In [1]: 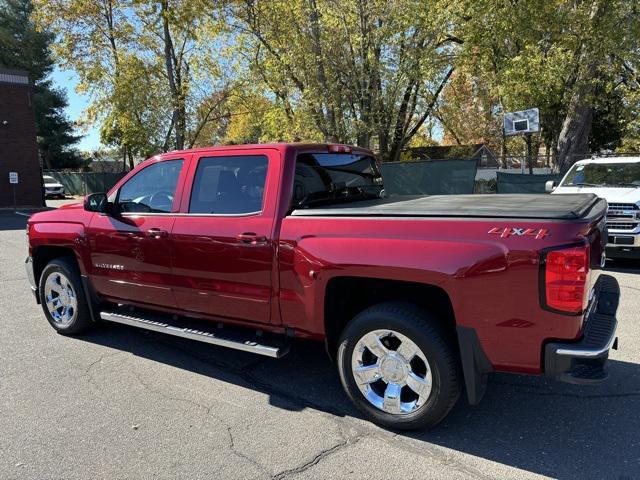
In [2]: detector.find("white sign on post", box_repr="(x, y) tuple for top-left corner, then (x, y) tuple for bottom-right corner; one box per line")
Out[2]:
(9, 172), (18, 184)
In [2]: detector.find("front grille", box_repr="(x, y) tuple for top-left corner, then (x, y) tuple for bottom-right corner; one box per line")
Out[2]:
(607, 222), (636, 231)
(608, 203), (639, 211)
(606, 203), (638, 231)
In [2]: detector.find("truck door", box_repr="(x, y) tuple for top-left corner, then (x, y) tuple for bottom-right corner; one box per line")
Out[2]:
(86, 158), (186, 308)
(171, 150), (277, 324)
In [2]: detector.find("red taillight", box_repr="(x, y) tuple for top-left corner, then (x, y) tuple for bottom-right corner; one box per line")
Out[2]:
(544, 245), (590, 314)
(327, 144), (352, 153)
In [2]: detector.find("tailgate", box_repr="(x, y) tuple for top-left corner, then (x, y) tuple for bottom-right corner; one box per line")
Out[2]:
(582, 205), (608, 305)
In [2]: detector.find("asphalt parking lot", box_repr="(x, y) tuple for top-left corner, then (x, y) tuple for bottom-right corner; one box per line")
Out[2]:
(1, 209), (639, 479)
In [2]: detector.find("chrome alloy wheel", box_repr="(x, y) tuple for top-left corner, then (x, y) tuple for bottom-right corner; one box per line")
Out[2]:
(351, 329), (432, 415)
(44, 271), (78, 327)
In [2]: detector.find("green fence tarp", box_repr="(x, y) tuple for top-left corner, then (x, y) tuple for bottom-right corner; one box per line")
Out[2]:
(44, 172), (126, 195)
(380, 159), (478, 196)
(496, 172), (562, 194)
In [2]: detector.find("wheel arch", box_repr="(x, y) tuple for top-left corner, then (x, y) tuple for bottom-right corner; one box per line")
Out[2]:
(34, 247), (99, 323)
(32, 245), (80, 287)
(324, 277), (456, 359)
(323, 276), (492, 405)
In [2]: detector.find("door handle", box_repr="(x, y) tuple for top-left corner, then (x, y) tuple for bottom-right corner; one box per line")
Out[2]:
(146, 228), (169, 238)
(236, 232), (267, 245)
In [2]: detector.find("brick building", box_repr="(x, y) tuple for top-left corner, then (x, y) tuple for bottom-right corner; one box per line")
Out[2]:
(0, 68), (43, 208)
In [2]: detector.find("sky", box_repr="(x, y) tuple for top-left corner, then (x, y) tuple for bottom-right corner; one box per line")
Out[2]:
(51, 67), (102, 152)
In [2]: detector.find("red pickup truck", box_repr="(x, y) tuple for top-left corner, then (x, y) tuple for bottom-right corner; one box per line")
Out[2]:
(26, 143), (620, 430)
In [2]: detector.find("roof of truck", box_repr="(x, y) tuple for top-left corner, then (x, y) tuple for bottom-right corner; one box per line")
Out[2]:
(575, 156), (640, 165)
(162, 143), (374, 156)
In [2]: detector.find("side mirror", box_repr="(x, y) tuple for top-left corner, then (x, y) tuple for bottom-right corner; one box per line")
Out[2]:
(545, 180), (557, 192)
(84, 193), (111, 213)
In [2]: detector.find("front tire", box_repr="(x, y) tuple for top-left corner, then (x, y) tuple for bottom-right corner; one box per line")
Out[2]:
(337, 302), (461, 430)
(39, 258), (93, 335)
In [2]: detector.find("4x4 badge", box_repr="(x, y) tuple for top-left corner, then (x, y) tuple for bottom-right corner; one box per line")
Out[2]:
(488, 227), (549, 239)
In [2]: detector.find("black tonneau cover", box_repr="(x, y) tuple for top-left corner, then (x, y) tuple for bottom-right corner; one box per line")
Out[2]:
(290, 194), (605, 221)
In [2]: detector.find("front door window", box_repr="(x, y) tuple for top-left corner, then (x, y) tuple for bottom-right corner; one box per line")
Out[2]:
(118, 160), (184, 213)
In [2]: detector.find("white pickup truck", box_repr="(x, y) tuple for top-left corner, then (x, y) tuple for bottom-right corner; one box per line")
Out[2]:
(548, 157), (640, 259)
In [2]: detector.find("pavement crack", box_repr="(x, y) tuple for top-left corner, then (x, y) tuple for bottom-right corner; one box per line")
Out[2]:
(131, 369), (213, 415)
(82, 351), (125, 397)
(271, 436), (358, 480)
(620, 284), (640, 292)
(84, 351), (124, 375)
(226, 425), (271, 476)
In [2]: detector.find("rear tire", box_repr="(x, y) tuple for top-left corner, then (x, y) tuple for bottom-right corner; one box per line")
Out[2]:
(337, 302), (461, 430)
(39, 258), (93, 335)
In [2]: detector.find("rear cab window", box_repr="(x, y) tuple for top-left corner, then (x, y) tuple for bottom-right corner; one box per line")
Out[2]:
(293, 152), (383, 209)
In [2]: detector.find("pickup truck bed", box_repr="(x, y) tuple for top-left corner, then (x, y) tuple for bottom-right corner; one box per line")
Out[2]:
(291, 193), (605, 220)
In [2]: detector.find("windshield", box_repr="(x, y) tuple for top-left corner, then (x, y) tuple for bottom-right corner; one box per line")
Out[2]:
(293, 153), (383, 208)
(562, 162), (640, 187)
(43, 176), (57, 183)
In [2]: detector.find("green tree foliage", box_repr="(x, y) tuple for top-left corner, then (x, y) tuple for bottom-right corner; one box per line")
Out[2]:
(226, 0), (460, 161)
(34, 0), (228, 168)
(0, 0), (83, 169)
(32, 0), (640, 169)
(456, 0), (640, 171)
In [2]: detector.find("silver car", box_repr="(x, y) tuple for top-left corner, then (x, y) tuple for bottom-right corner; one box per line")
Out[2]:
(43, 175), (65, 198)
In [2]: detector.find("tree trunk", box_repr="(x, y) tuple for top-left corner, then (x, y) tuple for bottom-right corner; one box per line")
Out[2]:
(386, 67), (453, 163)
(555, 103), (593, 173)
(42, 151), (52, 170)
(307, 0), (338, 141)
(122, 145), (127, 173)
(526, 134), (533, 174)
(555, 1), (604, 173)
(500, 131), (508, 169)
(161, 0), (185, 150)
(127, 149), (135, 171)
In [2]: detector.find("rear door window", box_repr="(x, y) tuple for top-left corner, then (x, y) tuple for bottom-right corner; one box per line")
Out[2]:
(189, 155), (268, 214)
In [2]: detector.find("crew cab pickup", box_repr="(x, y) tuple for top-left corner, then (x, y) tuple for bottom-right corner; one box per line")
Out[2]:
(26, 143), (620, 430)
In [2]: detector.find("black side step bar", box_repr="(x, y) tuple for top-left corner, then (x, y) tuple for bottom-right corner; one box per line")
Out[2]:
(100, 311), (289, 358)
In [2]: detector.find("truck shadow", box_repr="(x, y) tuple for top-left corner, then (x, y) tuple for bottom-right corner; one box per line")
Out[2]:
(0, 212), (28, 231)
(425, 362), (640, 479)
(77, 323), (640, 479)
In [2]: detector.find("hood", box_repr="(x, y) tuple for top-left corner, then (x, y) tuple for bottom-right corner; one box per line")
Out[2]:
(58, 201), (84, 210)
(44, 182), (64, 188)
(28, 201), (90, 225)
(553, 186), (640, 205)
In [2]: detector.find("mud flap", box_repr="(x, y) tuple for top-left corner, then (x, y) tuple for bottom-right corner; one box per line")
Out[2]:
(456, 326), (493, 405)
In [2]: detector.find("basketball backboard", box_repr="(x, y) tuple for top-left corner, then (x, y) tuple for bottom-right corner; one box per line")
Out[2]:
(504, 108), (540, 136)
